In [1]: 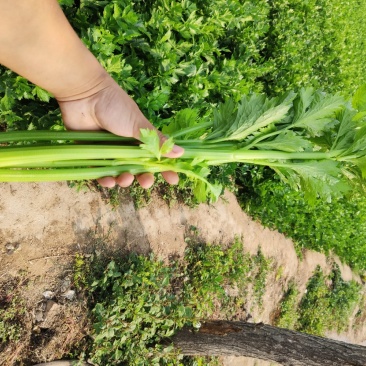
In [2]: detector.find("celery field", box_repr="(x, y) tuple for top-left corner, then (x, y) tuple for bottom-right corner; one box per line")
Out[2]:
(1, 0), (366, 272)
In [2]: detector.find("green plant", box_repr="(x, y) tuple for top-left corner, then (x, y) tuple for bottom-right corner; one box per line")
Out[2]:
(89, 256), (194, 365)
(0, 277), (27, 348)
(1, 87), (366, 206)
(239, 166), (366, 270)
(260, 0), (366, 96)
(251, 249), (271, 307)
(275, 283), (300, 329)
(128, 174), (198, 209)
(274, 265), (363, 336)
(183, 239), (251, 316)
(297, 265), (362, 336)
(327, 264), (362, 333)
(73, 253), (90, 291)
(81, 239), (256, 364)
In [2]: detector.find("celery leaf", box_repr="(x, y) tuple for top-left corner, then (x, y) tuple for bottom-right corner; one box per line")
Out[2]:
(292, 91), (345, 136)
(352, 84), (366, 112)
(139, 129), (161, 159)
(255, 131), (312, 152)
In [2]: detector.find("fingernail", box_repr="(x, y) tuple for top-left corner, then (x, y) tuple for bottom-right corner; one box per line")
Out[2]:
(172, 145), (184, 154)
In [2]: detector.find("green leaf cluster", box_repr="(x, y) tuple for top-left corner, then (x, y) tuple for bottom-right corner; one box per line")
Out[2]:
(3, 0), (366, 133)
(85, 239), (270, 364)
(1, 86), (366, 206)
(297, 265), (362, 336)
(0, 277), (26, 348)
(261, 0), (366, 95)
(238, 165), (366, 271)
(275, 265), (362, 336)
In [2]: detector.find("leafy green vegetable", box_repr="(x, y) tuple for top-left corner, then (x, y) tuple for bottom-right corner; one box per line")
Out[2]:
(0, 87), (366, 203)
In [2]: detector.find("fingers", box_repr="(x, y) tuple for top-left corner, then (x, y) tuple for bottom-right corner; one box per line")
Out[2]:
(163, 142), (185, 158)
(135, 171), (179, 188)
(97, 171), (179, 189)
(136, 173), (154, 189)
(161, 171), (179, 185)
(116, 172), (135, 188)
(97, 176), (116, 188)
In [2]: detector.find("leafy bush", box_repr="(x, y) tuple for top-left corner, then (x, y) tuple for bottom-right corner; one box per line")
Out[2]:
(275, 265), (362, 336)
(275, 282), (300, 330)
(296, 265), (362, 336)
(238, 166), (366, 271)
(182, 239), (252, 315)
(260, 0), (366, 95)
(251, 249), (271, 307)
(89, 256), (192, 365)
(82, 239), (269, 364)
(2, 0), (366, 133)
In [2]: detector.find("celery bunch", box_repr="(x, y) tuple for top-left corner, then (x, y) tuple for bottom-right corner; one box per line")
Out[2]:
(1, 86), (366, 203)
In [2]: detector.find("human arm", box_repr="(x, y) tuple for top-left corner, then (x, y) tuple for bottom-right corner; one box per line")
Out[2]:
(0, 0), (183, 188)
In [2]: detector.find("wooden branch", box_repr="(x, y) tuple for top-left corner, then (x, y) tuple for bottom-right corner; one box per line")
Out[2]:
(172, 320), (366, 366)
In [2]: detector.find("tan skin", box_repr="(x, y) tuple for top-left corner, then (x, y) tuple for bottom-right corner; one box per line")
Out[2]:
(0, 0), (184, 188)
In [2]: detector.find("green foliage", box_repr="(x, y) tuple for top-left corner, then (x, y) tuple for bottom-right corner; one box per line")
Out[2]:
(239, 166), (366, 270)
(275, 283), (300, 330)
(56, 0), (270, 130)
(275, 265), (362, 336)
(297, 265), (362, 336)
(323, 1), (366, 95)
(251, 249), (271, 307)
(0, 277), (26, 348)
(261, 0), (366, 95)
(89, 256), (190, 365)
(2, 0), (366, 133)
(182, 239), (252, 315)
(83, 239), (271, 364)
(73, 253), (90, 290)
(327, 265), (363, 333)
(128, 174), (198, 209)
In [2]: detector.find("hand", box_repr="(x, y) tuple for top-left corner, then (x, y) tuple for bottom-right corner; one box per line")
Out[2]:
(58, 74), (184, 188)
(0, 0), (183, 189)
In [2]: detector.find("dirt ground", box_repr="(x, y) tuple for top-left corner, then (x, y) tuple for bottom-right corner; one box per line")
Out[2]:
(0, 182), (365, 365)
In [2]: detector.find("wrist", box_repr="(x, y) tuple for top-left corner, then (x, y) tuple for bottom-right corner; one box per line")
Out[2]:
(54, 69), (113, 102)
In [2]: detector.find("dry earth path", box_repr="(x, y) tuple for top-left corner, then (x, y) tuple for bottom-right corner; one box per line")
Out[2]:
(0, 182), (364, 365)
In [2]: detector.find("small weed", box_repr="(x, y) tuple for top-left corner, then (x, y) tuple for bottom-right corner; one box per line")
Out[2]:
(68, 180), (124, 209)
(73, 253), (90, 291)
(327, 264), (362, 333)
(275, 283), (300, 330)
(275, 264), (363, 337)
(353, 295), (366, 331)
(129, 176), (200, 209)
(183, 239), (252, 316)
(275, 265), (284, 281)
(67, 179), (93, 192)
(102, 186), (122, 209)
(128, 180), (154, 208)
(0, 295), (26, 344)
(87, 256), (196, 365)
(0, 276), (27, 351)
(297, 265), (362, 336)
(251, 249), (271, 307)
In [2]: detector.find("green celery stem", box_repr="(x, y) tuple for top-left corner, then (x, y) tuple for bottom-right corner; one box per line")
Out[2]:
(0, 144), (340, 168)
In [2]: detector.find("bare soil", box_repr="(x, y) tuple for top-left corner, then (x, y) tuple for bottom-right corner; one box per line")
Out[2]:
(0, 182), (365, 366)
